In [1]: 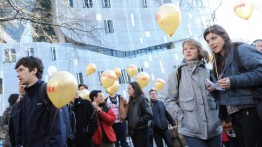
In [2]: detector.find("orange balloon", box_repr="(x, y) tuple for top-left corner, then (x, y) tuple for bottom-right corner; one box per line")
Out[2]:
(113, 67), (122, 79)
(136, 72), (150, 89)
(127, 64), (138, 77)
(100, 69), (117, 88)
(156, 3), (181, 37)
(85, 63), (97, 76)
(79, 89), (90, 100)
(154, 78), (165, 91)
(47, 71), (78, 108)
(106, 81), (120, 95)
(234, 0), (254, 20)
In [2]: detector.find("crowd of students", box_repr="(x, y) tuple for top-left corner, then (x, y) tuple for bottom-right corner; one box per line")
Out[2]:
(1, 24), (262, 147)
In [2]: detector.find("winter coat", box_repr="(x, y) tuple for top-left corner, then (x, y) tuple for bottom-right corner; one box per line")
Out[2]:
(9, 102), (21, 147)
(218, 44), (262, 105)
(127, 95), (153, 134)
(165, 60), (222, 140)
(151, 100), (175, 130)
(92, 105), (116, 145)
(16, 80), (67, 147)
(1, 106), (12, 147)
(73, 98), (98, 143)
(105, 95), (128, 123)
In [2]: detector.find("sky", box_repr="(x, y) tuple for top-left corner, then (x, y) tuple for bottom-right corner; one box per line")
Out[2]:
(212, 0), (262, 43)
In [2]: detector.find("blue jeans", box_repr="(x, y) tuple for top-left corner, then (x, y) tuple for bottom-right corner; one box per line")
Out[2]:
(113, 122), (128, 147)
(183, 134), (221, 147)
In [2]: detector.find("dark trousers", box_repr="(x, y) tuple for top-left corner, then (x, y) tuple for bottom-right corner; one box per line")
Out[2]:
(130, 127), (149, 147)
(231, 108), (262, 147)
(113, 122), (128, 147)
(153, 128), (174, 147)
(183, 134), (221, 147)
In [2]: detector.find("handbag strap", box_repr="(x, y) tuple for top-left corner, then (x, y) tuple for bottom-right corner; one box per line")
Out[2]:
(84, 110), (96, 130)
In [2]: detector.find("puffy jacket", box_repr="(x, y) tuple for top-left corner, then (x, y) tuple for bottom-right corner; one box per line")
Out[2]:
(127, 95), (153, 133)
(219, 44), (262, 105)
(165, 60), (222, 140)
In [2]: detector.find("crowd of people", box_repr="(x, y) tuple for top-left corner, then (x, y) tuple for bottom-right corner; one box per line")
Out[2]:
(1, 24), (262, 147)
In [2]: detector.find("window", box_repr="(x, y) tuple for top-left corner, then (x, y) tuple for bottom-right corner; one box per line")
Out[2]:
(143, 0), (147, 8)
(138, 67), (144, 72)
(104, 20), (114, 33)
(69, 0), (73, 7)
(4, 49), (16, 63)
(118, 69), (131, 84)
(98, 71), (104, 85)
(0, 78), (2, 94)
(27, 48), (34, 56)
(102, 0), (110, 8)
(84, 0), (93, 8)
(51, 47), (57, 60)
(76, 73), (84, 84)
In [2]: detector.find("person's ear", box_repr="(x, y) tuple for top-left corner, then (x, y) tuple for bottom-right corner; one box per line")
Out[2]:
(32, 67), (37, 75)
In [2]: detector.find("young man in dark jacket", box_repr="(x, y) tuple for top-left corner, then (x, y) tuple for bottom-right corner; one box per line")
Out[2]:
(15, 56), (68, 147)
(149, 89), (175, 147)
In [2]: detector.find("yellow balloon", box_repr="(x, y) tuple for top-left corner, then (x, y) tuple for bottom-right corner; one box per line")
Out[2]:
(156, 3), (181, 37)
(85, 63), (97, 76)
(136, 72), (150, 89)
(113, 67), (122, 79)
(127, 64), (138, 77)
(106, 81), (120, 95)
(100, 69), (117, 88)
(154, 78), (165, 91)
(79, 89), (90, 100)
(234, 0), (254, 20)
(47, 71), (78, 108)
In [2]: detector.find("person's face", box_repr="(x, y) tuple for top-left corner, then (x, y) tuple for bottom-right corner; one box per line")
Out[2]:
(149, 91), (158, 101)
(127, 84), (135, 97)
(95, 92), (104, 104)
(79, 86), (86, 91)
(16, 65), (37, 86)
(205, 33), (225, 55)
(254, 41), (262, 52)
(183, 42), (199, 61)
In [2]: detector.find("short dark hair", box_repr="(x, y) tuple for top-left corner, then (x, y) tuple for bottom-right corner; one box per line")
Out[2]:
(8, 94), (19, 106)
(149, 89), (157, 94)
(89, 90), (102, 101)
(78, 84), (88, 90)
(15, 56), (44, 79)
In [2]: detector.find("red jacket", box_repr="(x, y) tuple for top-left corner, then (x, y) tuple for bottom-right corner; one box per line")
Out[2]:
(92, 107), (116, 146)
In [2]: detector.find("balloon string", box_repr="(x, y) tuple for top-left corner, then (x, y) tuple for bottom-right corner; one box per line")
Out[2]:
(46, 108), (58, 141)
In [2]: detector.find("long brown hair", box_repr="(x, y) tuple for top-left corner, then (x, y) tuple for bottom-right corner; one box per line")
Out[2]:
(203, 25), (233, 78)
(127, 82), (145, 111)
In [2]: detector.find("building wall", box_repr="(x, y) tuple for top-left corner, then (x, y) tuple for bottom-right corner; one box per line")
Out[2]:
(0, 42), (183, 114)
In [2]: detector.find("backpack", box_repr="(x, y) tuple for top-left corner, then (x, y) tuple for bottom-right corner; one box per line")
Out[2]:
(233, 44), (262, 120)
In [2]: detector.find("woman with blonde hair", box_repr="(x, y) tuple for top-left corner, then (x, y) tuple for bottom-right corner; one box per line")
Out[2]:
(165, 38), (222, 147)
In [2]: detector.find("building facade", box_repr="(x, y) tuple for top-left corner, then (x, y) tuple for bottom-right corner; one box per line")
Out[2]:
(0, 0), (215, 114)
